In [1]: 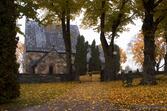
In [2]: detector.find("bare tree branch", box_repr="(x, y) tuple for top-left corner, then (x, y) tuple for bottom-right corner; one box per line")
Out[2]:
(154, 0), (163, 8)
(154, 12), (167, 28)
(121, 12), (136, 23)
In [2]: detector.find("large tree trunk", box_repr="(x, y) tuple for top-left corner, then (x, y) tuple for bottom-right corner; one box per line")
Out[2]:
(0, 0), (20, 103)
(100, 0), (116, 81)
(108, 0), (127, 79)
(104, 51), (117, 81)
(61, 10), (69, 80)
(155, 63), (159, 72)
(141, 0), (157, 85)
(61, 1), (73, 81)
(100, 0), (126, 81)
(66, 0), (74, 81)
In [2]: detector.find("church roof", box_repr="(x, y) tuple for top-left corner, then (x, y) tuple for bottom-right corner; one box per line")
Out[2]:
(25, 21), (80, 53)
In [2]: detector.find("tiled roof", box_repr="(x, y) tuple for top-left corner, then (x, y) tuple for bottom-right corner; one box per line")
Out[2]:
(25, 21), (80, 53)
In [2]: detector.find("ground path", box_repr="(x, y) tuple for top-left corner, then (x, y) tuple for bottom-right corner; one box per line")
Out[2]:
(3, 75), (165, 111)
(17, 81), (167, 111)
(18, 82), (128, 111)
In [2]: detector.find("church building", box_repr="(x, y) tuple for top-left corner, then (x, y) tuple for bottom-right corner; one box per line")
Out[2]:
(24, 21), (80, 74)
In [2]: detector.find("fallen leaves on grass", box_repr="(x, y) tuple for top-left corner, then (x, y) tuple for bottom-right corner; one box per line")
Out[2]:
(63, 75), (167, 108)
(1, 74), (167, 110)
(0, 83), (76, 110)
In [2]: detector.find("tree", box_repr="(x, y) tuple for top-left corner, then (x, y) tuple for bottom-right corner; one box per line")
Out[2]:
(100, 0), (132, 81)
(0, 0), (41, 103)
(113, 44), (121, 76)
(38, 0), (84, 81)
(16, 0), (39, 21)
(120, 48), (127, 65)
(155, 36), (166, 71)
(132, 32), (166, 71)
(74, 35), (88, 79)
(163, 24), (167, 73)
(88, 40), (101, 72)
(0, 0), (20, 103)
(158, 18), (167, 73)
(134, 0), (167, 85)
(83, 0), (133, 81)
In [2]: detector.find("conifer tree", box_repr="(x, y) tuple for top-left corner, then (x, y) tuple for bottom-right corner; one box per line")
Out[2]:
(0, 0), (19, 103)
(74, 36), (88, 78)
(0, 0), (39, 103)
(88, 40), (101, 72)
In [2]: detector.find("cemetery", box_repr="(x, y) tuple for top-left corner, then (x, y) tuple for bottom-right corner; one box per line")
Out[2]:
(1, 0), (167, 111)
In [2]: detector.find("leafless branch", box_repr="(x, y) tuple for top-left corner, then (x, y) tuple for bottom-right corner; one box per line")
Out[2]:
(154, 0), (163, 8)
(154, 11), (167, 27)
(121, 12), (136, 23)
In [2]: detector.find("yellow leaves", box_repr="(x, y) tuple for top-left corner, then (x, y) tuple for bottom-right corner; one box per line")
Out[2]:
(106, 80), (167, 106)
(120, 48), (127, 64)
(1, 75), (167, 110)
(11, 83), (77, 108)
(131, 32), (166, 66)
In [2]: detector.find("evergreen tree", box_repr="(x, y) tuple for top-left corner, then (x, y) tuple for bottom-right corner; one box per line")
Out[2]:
(0, 0), (39, 103)
(88, 40), (101, 72)
(0, 0), (19, 103)
(74, 36), (88, 78)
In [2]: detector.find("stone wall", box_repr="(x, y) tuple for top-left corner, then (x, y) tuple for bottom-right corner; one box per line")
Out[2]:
(24, 51), (68, 74)
(19, 73), (68, 83)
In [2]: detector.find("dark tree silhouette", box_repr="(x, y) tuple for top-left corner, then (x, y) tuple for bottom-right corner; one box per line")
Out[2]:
(74, 35), (88, 79)
(88, 40), (101, 72)
(0, 0), (20, 103)
(100, 0), (128, 81)
(140, 0), (167, 85)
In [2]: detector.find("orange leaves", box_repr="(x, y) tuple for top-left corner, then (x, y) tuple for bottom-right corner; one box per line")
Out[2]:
(131, 32), (166, 67)
(155, 37), (166, 63)
(107, 79), (167, 106)
(1, 75), (167, 110)
(120, 48), (127, 64)
(131, 33), (144, 66)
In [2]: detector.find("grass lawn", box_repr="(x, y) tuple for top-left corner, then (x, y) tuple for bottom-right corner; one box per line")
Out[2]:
(0, 74), (167, 110)
(0, 83), (77, 110)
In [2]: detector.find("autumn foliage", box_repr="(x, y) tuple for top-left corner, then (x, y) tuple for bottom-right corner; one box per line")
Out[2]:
(1, 75), (167, 110)
(131, 33), (166, 70)
(120, 48), (127, 64)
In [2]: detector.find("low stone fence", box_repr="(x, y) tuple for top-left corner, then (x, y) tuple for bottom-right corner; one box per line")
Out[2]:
(19, 73), (68, 83)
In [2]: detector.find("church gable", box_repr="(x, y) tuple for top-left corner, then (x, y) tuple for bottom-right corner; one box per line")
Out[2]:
(25, 21), (80, 53)
(24, 21), (80, 74)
